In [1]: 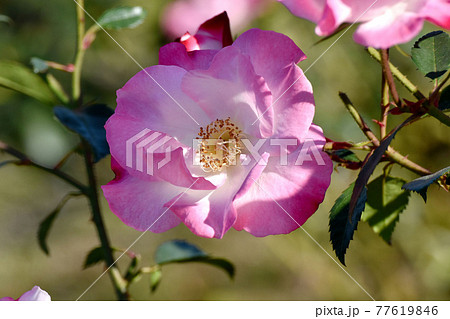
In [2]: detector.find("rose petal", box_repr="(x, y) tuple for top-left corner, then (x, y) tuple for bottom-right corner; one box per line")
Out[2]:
(115, 65), (210, 143)
(422, 0), (450, 29)
(182, 45), (274, 139)
(233, 29), (315, 144)
(233, 124), (332, 236)
(166, 153), (269, 238)
(194, 12), (233, 50)
(17, 286), (51, 301)
(278, 0), (327, 23)
(102, 158), (182, 232)
(159, 42), (219, 71)
(353, 12), (424, 48)
(106, 115), (216, 190)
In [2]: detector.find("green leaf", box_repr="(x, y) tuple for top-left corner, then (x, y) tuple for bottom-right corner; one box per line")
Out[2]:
(439, 86), (450, 111)
(149, 268), (162, 293)
(402, 166), (450, 202)
(84, 247), (106, 269)
(155, 240), (207, 264)
(333, 149), (360, 162)
(38, 192), (81, 255)
(30, 57), (49, 73)
(53, 104), (113, 162)
(97, 6), (147, 30)
(155, 240), (235, 279)
(330, 149), (362, 170)
(329, 183), (367, 266)
(0, 60), (57, 105)
(190, 257), (235, 279)
(362, 176), (410, 244)
(411, 31), (450, 79)
(348, 114), (416, 221)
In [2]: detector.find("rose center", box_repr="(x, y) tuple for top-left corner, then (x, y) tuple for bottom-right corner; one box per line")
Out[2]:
(197, 117), (242, 172)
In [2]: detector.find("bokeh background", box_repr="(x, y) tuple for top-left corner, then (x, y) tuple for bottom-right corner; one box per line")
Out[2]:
(0, 0), (449, 300)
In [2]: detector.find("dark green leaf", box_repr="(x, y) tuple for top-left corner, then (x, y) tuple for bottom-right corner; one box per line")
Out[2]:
(402, 166), (450, 202)
(0, 60), (57, 104)
(155, 240), (207, 264)
(84, 247), (106, 269)
(349, 118), (412, 219)
(37, 211), (59, 255)
(362, 176), (410, 244)
(38, 192), (81, 255)
(30, 57), (48, 73)
(189, 257), (235, 279)
(149, 268), (162, 293)
(411, 31), (450, 79)
(333, 149), (360, 162)
(439, 86), (450, 111)
(329, 183), (368, 265)
(54, 104), (113, 162)
(155, 240), (235, 279)
(97, 6), (147, 30)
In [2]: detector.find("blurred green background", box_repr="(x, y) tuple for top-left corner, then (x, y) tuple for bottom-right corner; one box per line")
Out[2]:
(0, 0), (449, 300)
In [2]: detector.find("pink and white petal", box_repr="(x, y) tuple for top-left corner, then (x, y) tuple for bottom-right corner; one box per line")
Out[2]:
(353, 12), (424, 48)
(167, 154), (270, 238)
(316, 0), (405, 36)
(233, 29), (315, 144)
(422, 0), (450, 29)
(195, 12), (233, 50)
(106, 115), (216, 190)
(159, 43), (219, 71)
(18, 287), (51, 301)
(115, 65), (210, 142)
(233, 29), (307, 89)
(278, 0), (327, 23)
(267, 64), (315, 144)
(233, 124), (332, 237)
(182, 46), (274, 139)
(102, 160), (182, 232)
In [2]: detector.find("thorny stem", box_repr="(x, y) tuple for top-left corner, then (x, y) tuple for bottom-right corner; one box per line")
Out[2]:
(71, 1), (129, 300)
(82, 141), (129, 300)
(385, 147), (431, 176)
(380, 72), (390, 139)
(367, 47), (426, 100)
(380, 49), (401, 106)
(339, 92), (380, 146)
(0, 141), (87, 192)
(338, 93), (432, 177)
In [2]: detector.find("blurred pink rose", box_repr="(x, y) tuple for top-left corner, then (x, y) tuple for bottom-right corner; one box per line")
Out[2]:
(0, 286), (51, 301)
(103, 13), (332, 238)
(162, 0), (270, 38)
(279, 0), (450, 48)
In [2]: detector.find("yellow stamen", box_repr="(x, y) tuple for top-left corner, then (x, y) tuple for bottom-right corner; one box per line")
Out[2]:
(197, 117), (242, 172)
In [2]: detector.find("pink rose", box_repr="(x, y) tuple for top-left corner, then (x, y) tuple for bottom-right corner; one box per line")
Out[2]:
(161, 0), (270, 38)
(103, 13), (332, 238)
(279, 0), (450, 48)
(0, 286), (51, 301)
